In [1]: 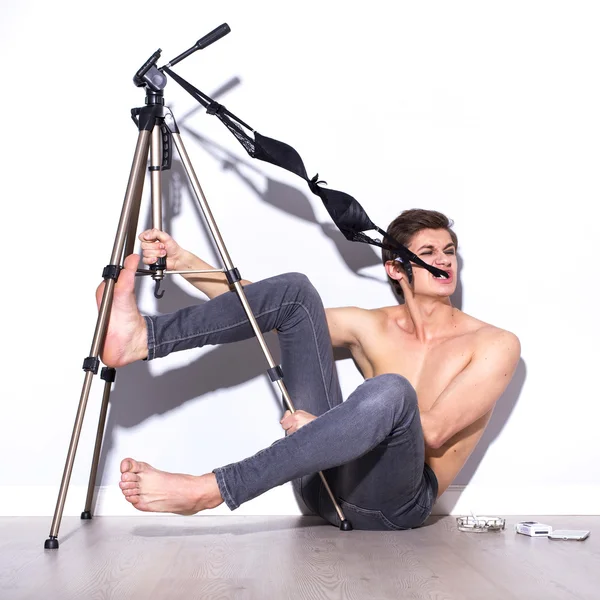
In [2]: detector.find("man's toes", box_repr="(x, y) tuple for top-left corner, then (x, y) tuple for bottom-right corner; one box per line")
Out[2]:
(121, 471), (140, 483)
(123, 253), (140, 272)
(126, 494), (141, 505)
(120, 458), (142, 474)
(122, 488), (140, 497)
(117, 254), (140, 290)
(119, 481), (138, 490)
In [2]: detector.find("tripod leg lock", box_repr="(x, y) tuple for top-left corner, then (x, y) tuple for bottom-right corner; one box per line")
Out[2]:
(267, 365), (284, 382)
(102, 264), (123, 280)
(101, 367), (116, 383)
(225, 267), (242, 284)
(82, 357), (100, 374)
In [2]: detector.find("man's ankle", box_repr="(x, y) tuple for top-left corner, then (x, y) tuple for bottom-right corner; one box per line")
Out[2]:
(198, 473), (223, 510)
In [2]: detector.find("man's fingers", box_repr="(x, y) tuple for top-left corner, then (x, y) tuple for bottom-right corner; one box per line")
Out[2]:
(138, 228), (172, 243)
(280, 412), (291, 431)
(142, 255), (165, 265)
(141, 246), (166, 257)
(140, 244), (167, 265)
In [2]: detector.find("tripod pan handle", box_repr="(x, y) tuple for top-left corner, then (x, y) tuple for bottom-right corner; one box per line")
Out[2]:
(196, 23), (231, 50)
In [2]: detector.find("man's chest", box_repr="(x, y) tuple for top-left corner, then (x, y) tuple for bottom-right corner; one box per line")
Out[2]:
(353, 330), (474, 410)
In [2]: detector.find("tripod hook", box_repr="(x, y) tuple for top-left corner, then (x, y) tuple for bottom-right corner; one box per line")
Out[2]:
(153, 279), (165, 299)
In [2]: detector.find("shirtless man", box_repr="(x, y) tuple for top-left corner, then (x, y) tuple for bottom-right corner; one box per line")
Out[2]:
(100, 209), (520, 530)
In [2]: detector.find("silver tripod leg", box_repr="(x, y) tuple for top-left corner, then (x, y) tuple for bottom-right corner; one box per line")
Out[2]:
(170, 132), (352, 530)
(81, 123), (168, 521)
(79, 125), (168, 525)
(44, 130), (152, 549)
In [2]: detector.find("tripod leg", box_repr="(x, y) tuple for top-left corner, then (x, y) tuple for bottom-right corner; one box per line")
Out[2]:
(81, 368), (116, 520)
(170, 133), (352, 531)
(44, 130), (152, 549)
(110, 130), (153, 264)
(124, 174), (145, 259)
(148, 125), (167, 292)
(150, 124), (164, 232)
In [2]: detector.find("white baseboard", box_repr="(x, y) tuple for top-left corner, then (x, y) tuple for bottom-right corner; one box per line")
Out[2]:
(433, 484), (600, 516)
(0, 485), (302, 517)
(1, 484), (598, 517)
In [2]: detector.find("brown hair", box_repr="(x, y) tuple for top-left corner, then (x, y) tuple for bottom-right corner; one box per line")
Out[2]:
(382, 209), (458, 297)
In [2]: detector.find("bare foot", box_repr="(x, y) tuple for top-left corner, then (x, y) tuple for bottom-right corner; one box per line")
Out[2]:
(118, 458), (224, 515)
(96, 254), (148, 367)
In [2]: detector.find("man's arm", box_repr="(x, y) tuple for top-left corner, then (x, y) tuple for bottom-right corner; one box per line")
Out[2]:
(141, 230), (371, 346)
(421, 329), (521, 449)
(139, 229), (252, 299)
(325, 307), (371, 348)
(174, 251), (253, 299)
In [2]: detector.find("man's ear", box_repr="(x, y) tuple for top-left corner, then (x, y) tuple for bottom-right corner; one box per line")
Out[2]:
(384, 260), (404, 284)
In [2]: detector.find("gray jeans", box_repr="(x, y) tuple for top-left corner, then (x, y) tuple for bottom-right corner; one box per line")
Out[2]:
(145, 273), (438, 530)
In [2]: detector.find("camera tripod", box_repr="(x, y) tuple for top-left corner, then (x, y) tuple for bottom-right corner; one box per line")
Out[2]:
(44, 25), (351, 550)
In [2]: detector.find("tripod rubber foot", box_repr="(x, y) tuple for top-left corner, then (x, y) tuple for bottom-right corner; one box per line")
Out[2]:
(80, 511), (93, 520)
(339, 519), (353, 531)
(44, 537), (59, 550)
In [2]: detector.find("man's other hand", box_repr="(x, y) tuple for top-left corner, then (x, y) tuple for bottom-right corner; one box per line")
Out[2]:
(280, 410), (317, 435)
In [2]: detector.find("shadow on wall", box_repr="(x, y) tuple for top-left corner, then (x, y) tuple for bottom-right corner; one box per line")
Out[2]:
(173, 76), (385, 280)
(440, 357), (527, 512)
(95, 328), (284, 462)
(87, 78), (497, 510)
(93, 139), (384, 489)
(179, 127), (383, 281)
(93, 261), (289, 482)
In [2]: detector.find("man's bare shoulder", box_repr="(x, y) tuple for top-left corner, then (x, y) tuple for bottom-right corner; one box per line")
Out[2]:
(458, 310), (519, 339)
(457, 311), (521, 360)
(325, 306), (386, 347)
(327, 305), (392, 322)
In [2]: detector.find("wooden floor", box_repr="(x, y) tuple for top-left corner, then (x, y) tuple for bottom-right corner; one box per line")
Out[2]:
(1, 515), (598, 599)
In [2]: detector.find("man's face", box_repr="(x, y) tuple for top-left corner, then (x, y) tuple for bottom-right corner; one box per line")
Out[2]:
(405, 228), (458, 298)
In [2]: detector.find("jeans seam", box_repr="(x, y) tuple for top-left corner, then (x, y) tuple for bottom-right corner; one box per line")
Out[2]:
(152, 300), (334, 409)
(152, 314), (270, 349)
(339, 499), (405, 531)
(145, 316), (156, 361)
(294, 300), (334, 410)
(213, 467), (238, 510)
(390, 405), (417, 441)
(416, 466), (437, 512)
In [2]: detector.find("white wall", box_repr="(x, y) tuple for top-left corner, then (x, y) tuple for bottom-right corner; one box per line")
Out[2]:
(1, 0), (598, 518)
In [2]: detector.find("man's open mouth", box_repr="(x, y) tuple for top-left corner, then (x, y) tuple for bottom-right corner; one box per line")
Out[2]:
(432, 271), (452, 281)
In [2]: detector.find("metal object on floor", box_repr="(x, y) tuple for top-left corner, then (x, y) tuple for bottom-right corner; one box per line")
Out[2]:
(456, 516), (506, 533)
(44, 25), (351, 550)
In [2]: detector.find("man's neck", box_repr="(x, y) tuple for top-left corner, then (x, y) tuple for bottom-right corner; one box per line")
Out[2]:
(400, 294), (456, 343)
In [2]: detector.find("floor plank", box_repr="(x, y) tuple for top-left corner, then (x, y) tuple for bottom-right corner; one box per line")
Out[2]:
(0, 516), (597, 600)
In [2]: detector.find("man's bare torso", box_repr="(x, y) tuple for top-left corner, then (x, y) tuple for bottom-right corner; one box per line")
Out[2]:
(343, 305), (499, 497)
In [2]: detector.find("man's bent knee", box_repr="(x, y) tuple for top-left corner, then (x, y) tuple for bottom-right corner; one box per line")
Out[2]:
(273, 272), (320, 302)
(361, 374), (418, 427)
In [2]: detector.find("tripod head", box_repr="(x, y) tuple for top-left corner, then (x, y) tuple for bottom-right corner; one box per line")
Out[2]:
(132, 24), (231, 95)
(133, 49), (167, 92)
